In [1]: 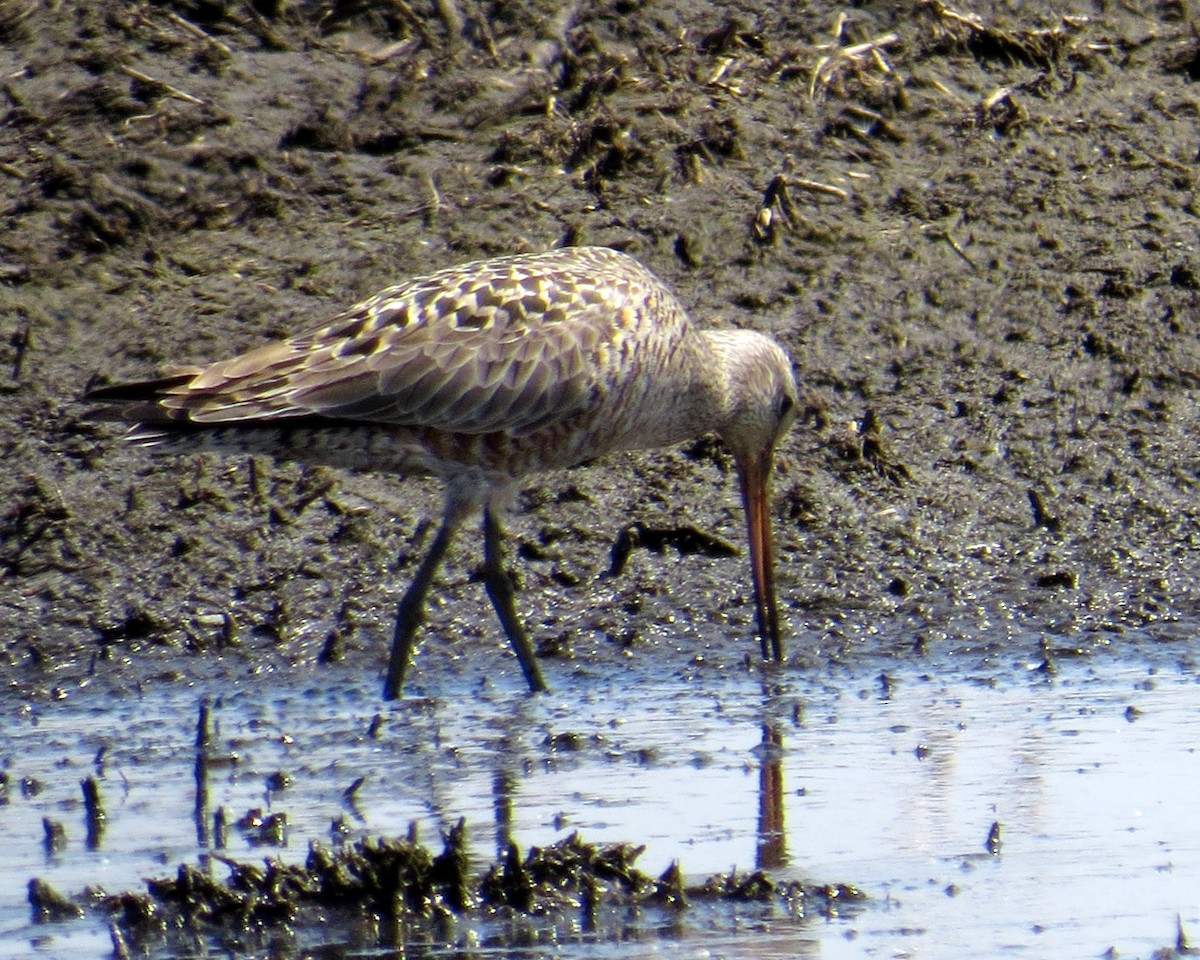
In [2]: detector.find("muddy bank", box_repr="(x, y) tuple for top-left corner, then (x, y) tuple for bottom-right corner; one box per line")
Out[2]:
(3, 2), (1200, 692)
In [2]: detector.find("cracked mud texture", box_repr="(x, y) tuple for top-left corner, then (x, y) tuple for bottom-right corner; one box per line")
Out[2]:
(3, 0), (1200, 695)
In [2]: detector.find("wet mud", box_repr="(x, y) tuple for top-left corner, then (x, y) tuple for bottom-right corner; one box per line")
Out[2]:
(4, 0), (1200, 688)
(2, 0), (1200, 956)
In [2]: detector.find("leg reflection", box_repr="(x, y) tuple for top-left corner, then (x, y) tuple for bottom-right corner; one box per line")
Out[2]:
(756, 722), (787, 870)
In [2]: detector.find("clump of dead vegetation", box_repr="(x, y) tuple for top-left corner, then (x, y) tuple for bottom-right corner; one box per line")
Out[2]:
(916, 1), (1090, 66)
(29, 825), (864, 956)
(806, 13), (902, 104)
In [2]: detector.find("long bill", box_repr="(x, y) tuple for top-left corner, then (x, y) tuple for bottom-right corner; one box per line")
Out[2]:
(737, 448), (783, 662)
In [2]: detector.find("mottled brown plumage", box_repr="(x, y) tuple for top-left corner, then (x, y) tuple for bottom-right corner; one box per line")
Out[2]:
(86, 246), (798, 697)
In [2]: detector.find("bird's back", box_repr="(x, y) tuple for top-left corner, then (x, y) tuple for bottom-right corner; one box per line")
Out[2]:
(87, 246), (706, 481)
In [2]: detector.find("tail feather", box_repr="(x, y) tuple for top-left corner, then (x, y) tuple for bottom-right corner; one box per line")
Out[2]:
(80, 371), (354, 447)
(83, 370), (200, 403)
(82, 401), (199, 428)
(82, 372), (204, 428)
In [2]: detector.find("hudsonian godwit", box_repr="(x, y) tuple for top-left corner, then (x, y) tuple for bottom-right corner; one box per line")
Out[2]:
(86, 246), (798, 698)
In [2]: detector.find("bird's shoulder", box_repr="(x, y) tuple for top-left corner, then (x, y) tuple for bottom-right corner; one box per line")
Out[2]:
(303, 246), (689, 354)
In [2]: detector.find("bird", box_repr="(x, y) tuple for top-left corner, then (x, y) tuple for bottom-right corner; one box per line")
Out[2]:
(84, 245), (798, 699)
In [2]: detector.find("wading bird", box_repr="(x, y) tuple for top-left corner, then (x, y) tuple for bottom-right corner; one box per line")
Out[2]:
(86, 246), (798, 698)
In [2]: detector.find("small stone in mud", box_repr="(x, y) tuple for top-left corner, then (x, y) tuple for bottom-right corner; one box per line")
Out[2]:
(1033, 569), (1078, 589)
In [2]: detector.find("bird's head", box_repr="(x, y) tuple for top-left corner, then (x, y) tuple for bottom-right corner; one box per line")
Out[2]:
(713, 332), (798, 469)
(707, 330), (798, 662)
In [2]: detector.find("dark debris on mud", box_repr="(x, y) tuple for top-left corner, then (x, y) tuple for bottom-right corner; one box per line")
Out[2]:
(30, 824), (862, 956)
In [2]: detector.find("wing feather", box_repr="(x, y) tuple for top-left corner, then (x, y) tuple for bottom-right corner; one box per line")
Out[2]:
(88, 247), (691, 438)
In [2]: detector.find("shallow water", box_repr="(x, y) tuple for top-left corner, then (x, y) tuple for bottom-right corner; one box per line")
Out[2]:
(2, 650), (1198, 959)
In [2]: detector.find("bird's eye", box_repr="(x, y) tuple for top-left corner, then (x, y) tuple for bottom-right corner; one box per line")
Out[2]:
(777, 394), (795, 421)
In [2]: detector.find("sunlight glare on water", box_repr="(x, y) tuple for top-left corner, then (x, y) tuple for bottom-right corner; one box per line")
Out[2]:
(1, 656), (1198, 959)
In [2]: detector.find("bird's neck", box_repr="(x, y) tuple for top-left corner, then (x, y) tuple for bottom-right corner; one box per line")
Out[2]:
(693, 328), (771, 431)
(609, 328), (746, 451)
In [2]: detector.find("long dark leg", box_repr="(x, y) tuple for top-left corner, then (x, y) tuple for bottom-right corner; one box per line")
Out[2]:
(383, 509), (462, 700)
(481, 508), (548, 693)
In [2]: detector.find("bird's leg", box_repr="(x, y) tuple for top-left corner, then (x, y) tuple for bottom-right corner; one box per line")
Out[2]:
(481, 508), (548, 693)
(383, 507), (462, 700)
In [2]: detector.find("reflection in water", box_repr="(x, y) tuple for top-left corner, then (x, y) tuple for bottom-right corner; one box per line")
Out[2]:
(3, 663), (1200, 960)
(756, 723), (786, 870)
(80, 777), (105, 852)
(193, 698), (211, 849)
(492, 767), (516, 858)
(755, 680), (792, 870)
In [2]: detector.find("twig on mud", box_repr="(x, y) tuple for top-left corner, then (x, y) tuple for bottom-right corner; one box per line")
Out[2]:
(705, 58), (732, 85)
(420, 172), (443, 228)
(0, 1), (38, 36)
(841, 103), (904, 141)
(240, 2), (292, 51)
(705, 57), (745, 95)
(927, 2), (987, 35)
(117, 65), (206, 106)
(470, 8), (501, 61)
(390, 0), (439, 51)
(433, 0), (465, 48)
(924, 76), (959, 101)
(164, 11), (234, 58)
(354, 37), (422, 64)
(921, 224), (978, 271)
(1146, 150), (1191, 175)
(792, 178), (849, 201)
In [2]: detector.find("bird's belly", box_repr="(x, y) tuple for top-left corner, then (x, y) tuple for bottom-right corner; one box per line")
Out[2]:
(135, 422), (436, 477)
(135, 414), (672, 495)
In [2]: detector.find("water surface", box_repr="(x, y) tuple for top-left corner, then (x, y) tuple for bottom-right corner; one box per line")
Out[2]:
(2, 653), (1197, 958)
